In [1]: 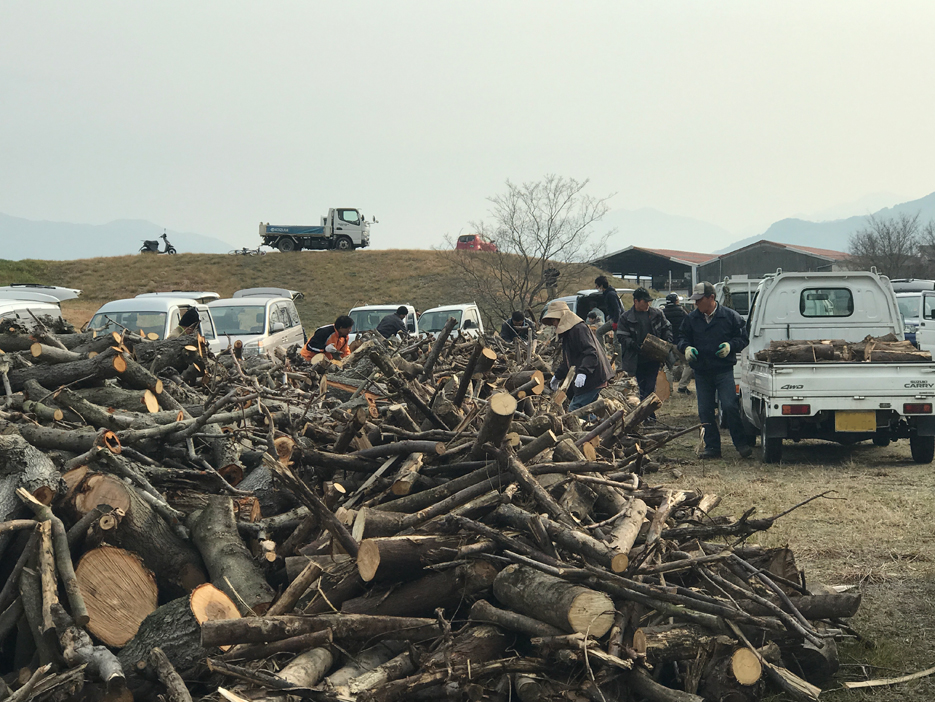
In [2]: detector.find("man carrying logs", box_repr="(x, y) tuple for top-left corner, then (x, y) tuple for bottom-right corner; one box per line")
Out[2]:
(677, 281), (753, 459)
(542, 300), (612, 411)
(301, 315), (355, 361)
(616, 287), (672, 410)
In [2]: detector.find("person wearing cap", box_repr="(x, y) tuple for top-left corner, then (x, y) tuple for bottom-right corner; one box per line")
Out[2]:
(377, 306), (410, 339)
(616, 287), (672, 408)
(663, 292), (693, 394)
(500, 310), (534, 343)
(542, 300), (612, 411)
(677, 281), (752, 459)
(168, 307), (200, 338)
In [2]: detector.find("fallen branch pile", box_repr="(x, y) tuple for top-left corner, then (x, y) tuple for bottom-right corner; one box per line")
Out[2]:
(0, 319), (859, 701)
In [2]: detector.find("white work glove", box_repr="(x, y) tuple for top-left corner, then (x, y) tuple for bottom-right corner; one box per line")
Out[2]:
(684, 346), (698, 362)
(716, 342), (731, 358)
(550, 376), (559, 391)
(574, 373), (587, 388)
(325, 343), (339, 354)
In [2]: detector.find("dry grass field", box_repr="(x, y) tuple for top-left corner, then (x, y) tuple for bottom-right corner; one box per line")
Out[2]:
(0, 250), (619, 332)
(657, 390), (935, 700)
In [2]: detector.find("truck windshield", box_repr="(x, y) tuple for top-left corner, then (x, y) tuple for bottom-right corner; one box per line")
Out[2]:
(420, 310), (462, 332)
(898, 295), (920, 320)
(89, 311), (167, 337)
(350, 308), (396, 332)
(212, 306), (268, 335)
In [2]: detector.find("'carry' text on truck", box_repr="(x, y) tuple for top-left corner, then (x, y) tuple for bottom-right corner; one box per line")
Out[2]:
(259, 208), (373, 252)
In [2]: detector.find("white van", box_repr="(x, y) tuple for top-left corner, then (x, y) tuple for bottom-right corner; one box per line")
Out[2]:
(348, 304), (418, 342)
(0, 292), (71, 332)
(208, 288), (305, 357)
(419, 303), (485, 338)
(88, 296), (221, 353)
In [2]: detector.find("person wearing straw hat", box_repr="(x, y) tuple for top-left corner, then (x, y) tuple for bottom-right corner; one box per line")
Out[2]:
(542, 300), (612, 411)
(677, 281), (752, 459)
(616, 287), (672, 408)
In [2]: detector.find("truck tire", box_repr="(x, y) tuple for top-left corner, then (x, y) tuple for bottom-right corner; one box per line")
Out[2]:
(277, 237), (297, 253)
(761, 435), (782, 463)
(334, 236), (353, 251)
(910, 435), (935, 463)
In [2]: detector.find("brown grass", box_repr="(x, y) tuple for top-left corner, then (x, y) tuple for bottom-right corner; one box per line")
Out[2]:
(0, 250), (624, 331)
(660, 391), (935, 700)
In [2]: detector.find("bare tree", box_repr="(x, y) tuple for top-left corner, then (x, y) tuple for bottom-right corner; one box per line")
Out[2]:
(446, 175), (614, 325)
(847, 213), (924, 278)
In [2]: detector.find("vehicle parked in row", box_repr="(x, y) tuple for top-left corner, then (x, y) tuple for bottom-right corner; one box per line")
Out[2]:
(208, 288), (305, 356)
(87, 296), (221, 353)
(455, 234), (497, 252)
(896, 292), (922, 347)
(347, 304), (418, 342)
(419, 303), (485, 338)
(260, 208), (373, 252)
(0, 286), (78, 332)
(715, 276), (763, 320)
(0, 284), (81, 301)
(541, 289), (617, 321)
(739, 269), (935, 463)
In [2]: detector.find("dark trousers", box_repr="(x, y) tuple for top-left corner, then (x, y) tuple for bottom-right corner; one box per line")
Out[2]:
(569, 386), (602, 411)
(695, 369), (747, 452)
(636, 362), (660, 418)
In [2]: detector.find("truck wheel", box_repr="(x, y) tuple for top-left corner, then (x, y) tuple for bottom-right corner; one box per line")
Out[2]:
(277, 237), (297, 253)
(910, 435), (935, 463)
(335, 236), (353, 251)
(761, 435), (782, 463)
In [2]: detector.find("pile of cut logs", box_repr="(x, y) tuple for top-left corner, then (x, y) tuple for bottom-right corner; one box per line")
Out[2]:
(754, 333), (932, 363)
(0, 314), (860, 702)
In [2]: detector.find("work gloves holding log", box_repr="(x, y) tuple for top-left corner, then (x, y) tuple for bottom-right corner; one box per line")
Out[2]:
(716, 342), (731, 358)
(325, 343), (339, 354)
(550, 376), (559, 391)
(684, 346), (698, 361)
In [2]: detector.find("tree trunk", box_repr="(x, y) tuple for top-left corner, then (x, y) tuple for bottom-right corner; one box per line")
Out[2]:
(421, 624), (510, 670)
(493, 564), (614, 637)
(72, 472), (207, 598)
(357, 535), (464, 582)
(468, 598), (563, 637)
(75, 545), (158, 648)
(470, 392), (517, 459)
(7, 347), (126, 392)
(189, 496), (276, 615)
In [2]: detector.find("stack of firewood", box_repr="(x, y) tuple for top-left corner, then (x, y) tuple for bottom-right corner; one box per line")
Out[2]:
(0, 316), (858, 701)
(755, 333), (931, 363)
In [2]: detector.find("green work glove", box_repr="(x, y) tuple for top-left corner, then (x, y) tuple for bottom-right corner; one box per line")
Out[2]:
(717, 342), (731, 358)
(684, 346), (698, 362)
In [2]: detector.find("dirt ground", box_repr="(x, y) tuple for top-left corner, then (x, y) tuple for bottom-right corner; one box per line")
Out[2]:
(655, 386), (935, 700)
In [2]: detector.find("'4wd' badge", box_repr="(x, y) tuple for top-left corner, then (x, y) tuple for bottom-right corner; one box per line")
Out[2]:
(905, 380), (935, 389)
(780, 384), (804, 390)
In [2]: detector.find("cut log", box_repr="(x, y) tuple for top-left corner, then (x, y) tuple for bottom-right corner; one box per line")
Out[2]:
(29, 342), (84, 364)
(421, 623), (511, 670)
(7, 347), (126, 393)
(493, 564), (614, 637)
(75, 545), (158, 647)
(71, 472), (207, 598)
(468, 598), (564, 638)
(237, 462), (299, 516)
(390, 453), (424, 496)
(116, 355), (164, 394)
(470, 392), (517, 459)
(189, 495), (276, 614)
(118, 583), (240, 675)
(0, 434), (63, 515)
(357, 535), (463, 582)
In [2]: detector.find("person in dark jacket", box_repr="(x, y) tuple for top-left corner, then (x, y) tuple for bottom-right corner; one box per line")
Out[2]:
(301, 315), (354, 361)
(595, 275), (626, 371)
(168, 307), (200, 338)
(616, 287), (672, 409)
(500, 310), (533, 342)
(542, 300), (612, 411)
(376, 306), (409, 339)
(677, 281), (752, 459)
(662, 293), (693, 394)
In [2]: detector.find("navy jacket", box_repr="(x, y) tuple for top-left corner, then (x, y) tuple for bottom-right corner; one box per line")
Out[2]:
(599, 287), (625, 324)
(376, 313), (407, 339)
(615, 306), (672, 375)
(500, 319), (533, 342)
(676, 303), (748, 374)
(555, 322), (613, 394)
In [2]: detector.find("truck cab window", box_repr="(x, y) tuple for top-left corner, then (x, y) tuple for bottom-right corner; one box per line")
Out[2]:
(799, 288), (853, 317)
(338, 209), (360, 225)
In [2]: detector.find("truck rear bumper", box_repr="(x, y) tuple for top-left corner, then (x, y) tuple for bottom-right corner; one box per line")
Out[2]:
(761, 412), (935, 441)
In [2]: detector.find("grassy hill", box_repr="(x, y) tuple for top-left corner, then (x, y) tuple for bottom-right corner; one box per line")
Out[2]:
(0, 250), (627, 331)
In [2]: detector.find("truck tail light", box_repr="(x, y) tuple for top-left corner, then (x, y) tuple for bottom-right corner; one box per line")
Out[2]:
(903, 403), (933, 414)
(782, 404), (810, 415)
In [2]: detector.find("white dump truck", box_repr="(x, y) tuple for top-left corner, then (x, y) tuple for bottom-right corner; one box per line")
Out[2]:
(259, 208), (374, 252)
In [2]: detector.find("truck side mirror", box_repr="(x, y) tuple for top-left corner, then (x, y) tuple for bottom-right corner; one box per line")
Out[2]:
(270, 322), (285, 333)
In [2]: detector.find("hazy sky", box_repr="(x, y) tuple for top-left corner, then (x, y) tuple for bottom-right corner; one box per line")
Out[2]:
(2, 1), (934, 251)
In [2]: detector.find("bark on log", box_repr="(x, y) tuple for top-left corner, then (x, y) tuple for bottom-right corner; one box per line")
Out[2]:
(493, 564), (614, 637)
(189, 495), (276, 614)
(468, 598), (563, 638)
(75, 545), (158, 647)
(420, 316), (459, 381)
(149, 647), (193, 702)
(29, 343), (84, 365)
(134, 334), (201, 374)
(72, 472), (207, 598)
(357, 535), (464, 582)
(470, 392), (517, 459)
(277, 647), (334, 687)
(52, 603), (126, 693)
(7, 347), (126, 393)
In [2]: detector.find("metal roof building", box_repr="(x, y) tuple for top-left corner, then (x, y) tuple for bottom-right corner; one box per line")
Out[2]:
(696, 240), (848, 282)
(590, 246), (713, 291)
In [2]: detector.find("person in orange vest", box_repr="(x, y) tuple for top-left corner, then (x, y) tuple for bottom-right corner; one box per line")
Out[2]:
(301, 315), (354, 361)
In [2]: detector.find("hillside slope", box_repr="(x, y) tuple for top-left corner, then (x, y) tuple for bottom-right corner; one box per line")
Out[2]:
(0, 250), (614, 331)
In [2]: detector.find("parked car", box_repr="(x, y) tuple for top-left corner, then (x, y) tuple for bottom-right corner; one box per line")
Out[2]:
(456, 234), (497, 252)
(0, 284), (81, 301)
(88, 296), (221, 353)
(541, 289), (621, 321)
(0, 293), (70, 333)
(348, 304), (418, 342)
(896, 292), (922, 347)
(419, 303), (485, 338)
(714, 276), (763, 321)
(208, 288), (305, 357)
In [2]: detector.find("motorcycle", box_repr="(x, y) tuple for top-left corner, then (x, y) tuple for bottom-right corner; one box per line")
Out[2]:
(140, 232), (177, 255)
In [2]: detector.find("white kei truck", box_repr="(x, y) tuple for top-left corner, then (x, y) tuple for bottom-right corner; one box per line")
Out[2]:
(740, 269), (935, 464)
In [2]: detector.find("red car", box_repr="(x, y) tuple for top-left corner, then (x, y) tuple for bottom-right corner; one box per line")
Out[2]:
(456, 234), (497, 252)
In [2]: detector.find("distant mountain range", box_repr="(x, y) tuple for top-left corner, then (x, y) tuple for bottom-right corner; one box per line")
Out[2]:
(0, 214), (234, 260)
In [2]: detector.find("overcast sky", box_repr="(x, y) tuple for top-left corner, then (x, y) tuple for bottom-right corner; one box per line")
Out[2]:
(2, 1), (934, 251)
